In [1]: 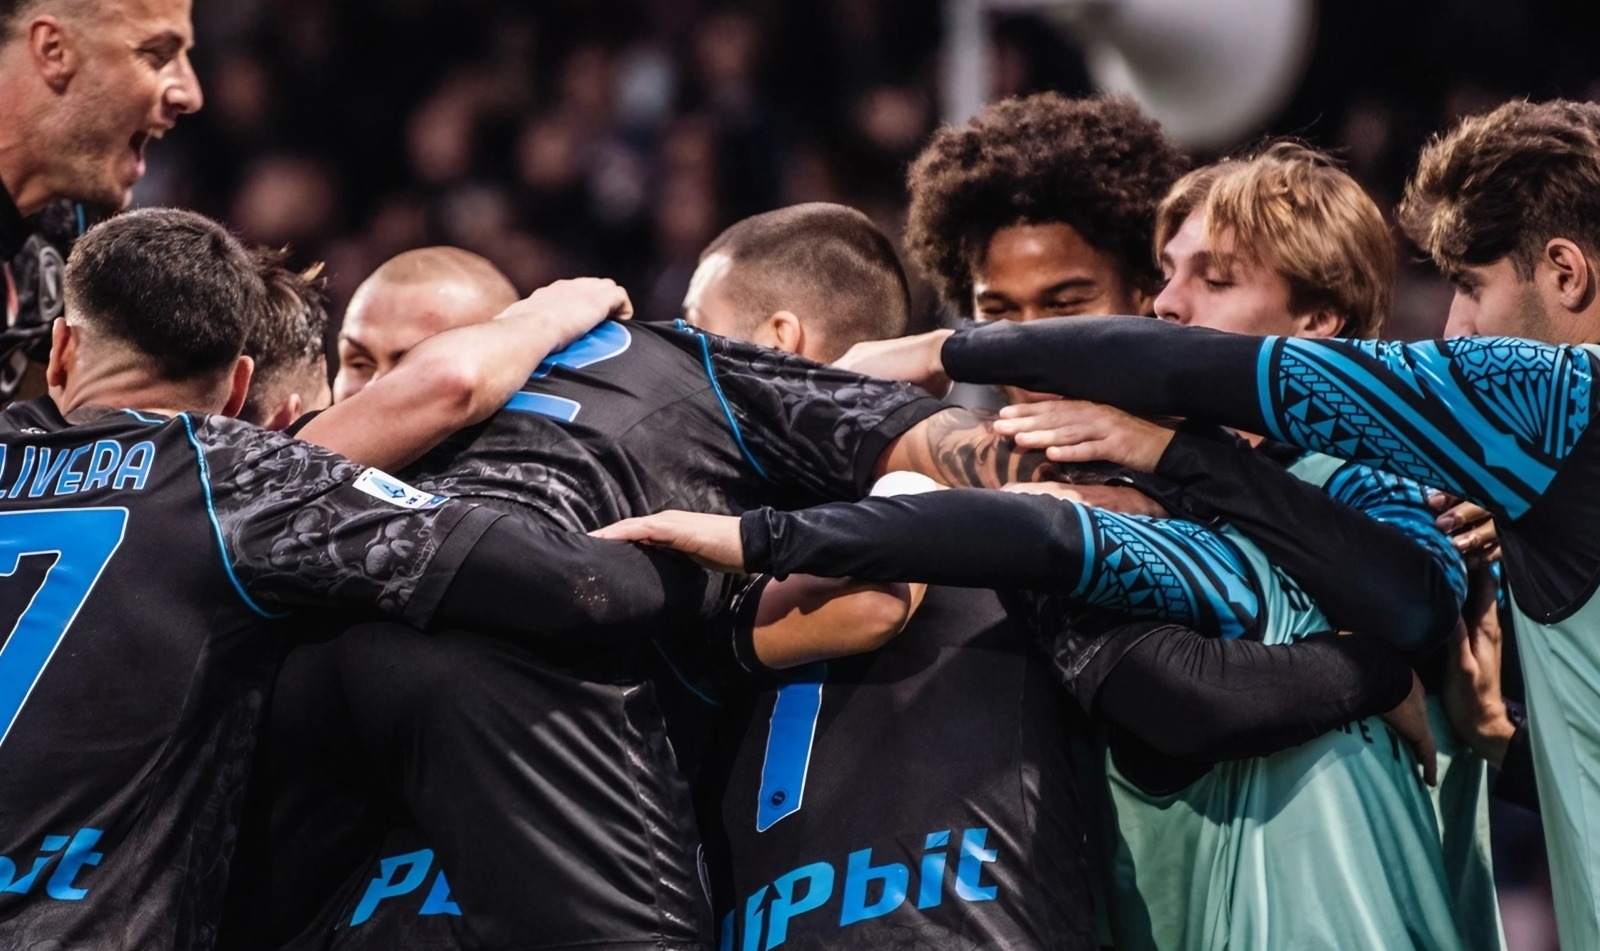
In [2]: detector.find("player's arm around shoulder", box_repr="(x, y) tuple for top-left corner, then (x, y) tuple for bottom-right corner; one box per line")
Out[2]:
(299, 278), (632, 469)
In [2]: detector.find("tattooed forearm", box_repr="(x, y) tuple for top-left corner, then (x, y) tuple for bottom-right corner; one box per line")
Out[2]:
(897, 408), (1067, 488)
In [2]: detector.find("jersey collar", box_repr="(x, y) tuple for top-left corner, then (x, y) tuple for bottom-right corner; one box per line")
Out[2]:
(0, 178), (27, 260)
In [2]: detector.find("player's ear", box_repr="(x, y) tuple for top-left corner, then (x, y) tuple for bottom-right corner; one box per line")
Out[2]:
(259, 392), (303, 432)
(1129, 287), (1155, 318)
(767, 311), (804, 356)
(220, 355), (254, 419)
(28, 16), (77, 91)
(1544, 238), (1592, 312)
(1294, 308), (1345, 339)
(45, 317), (73, 392)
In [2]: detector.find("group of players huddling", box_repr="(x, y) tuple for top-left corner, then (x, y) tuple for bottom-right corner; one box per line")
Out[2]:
(0, 1), (1597, 950)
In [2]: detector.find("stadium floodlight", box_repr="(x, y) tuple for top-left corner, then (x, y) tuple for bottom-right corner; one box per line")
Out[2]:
(942, 0), (1317, 152)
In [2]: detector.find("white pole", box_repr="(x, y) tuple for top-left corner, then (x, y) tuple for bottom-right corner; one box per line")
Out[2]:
(942, 0), (992, 126)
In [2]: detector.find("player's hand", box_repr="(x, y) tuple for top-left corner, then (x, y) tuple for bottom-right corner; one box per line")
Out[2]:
(1427, 491), (1500, 568)
(1442, 566), (1516, 768)
(504, 277), (634, 350)
(993, 400), (1177, 473)
(1003, 481), (1169, 517)
(1382, 669), (1438, 787)
(591, 511), (745, 573)
(832, 329), (953, 397)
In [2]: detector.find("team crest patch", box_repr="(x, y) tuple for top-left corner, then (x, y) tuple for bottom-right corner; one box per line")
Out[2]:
(353, 468), (448, 509)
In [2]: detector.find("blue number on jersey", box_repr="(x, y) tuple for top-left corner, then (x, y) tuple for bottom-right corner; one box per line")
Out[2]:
(0, 508), (127, 747)
(503, 322), (633, 423)
(756, 662), (826, 833)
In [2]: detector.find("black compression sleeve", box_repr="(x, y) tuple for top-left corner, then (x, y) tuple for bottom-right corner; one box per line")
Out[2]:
(1093, 626), (1412, 763)
(941, 316), (1274, 431)
(741, 490), (1088, 593)
(1155, 424), (1459, 654)
(436, 516), (726, 648)
(1493, 701), (1541, 813)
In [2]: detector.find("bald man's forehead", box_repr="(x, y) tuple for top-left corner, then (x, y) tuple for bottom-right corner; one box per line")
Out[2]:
(350, 278), (501, 331)
(342, 279), (497, 357)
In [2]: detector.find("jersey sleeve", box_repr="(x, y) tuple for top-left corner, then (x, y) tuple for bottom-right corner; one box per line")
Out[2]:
(190, 416), (490, 627)
(741, 489), (1265, 639)
(1153, 426), (1465, 653)
(942, 316), (1595, 521)
(1319, 459), (1469, 609)
(190, 416), (721, 643)
(697, 330), (947, 500)
(1095, 626), (1413, 764)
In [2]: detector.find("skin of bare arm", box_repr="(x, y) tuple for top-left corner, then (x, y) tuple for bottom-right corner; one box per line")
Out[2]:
(874, 406), (1067, 489)
(751, 576), (927, 669)
(831, 329), (955, 396)
(298, 278), (632, 469)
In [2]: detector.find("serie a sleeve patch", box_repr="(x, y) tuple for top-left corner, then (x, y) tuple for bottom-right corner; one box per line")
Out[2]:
(352, 468), (449, 510)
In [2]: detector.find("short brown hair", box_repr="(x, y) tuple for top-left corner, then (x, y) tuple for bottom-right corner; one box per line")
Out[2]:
(700, 203), (910, 357)
(1399, 99), (1600, 281)
(1156, 141), (1393, 338)
(66, 209), (265, 380)
(904, 92), (1188, 311)
(241, 247), (328, 424)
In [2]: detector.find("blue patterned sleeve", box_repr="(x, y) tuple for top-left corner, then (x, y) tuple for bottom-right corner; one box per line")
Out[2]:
(1260, 337), (1592, 521)
(741, 489), (1263, 639)
(1320, 461), (1469, 608)
(941, 317), (1595, 521)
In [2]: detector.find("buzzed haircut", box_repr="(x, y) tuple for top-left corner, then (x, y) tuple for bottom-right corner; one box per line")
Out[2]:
(1399, 99), (1600, 280)
(241, 246), (329, 423)
(0, 0), (93, 44)
(65, 208), (265, 380)
(367, 246), (518, 307)
(905, 92), (1189, 311)
(700, 203), (911, 358)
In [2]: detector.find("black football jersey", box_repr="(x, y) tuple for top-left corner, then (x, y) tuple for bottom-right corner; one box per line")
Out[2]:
(699, 587), (1095, 951)
(401, 320), (947, 530)
(0, 397), (497, 949)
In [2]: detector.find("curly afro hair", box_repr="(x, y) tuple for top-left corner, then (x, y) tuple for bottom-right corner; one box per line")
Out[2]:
(905, 93), (1188, 311)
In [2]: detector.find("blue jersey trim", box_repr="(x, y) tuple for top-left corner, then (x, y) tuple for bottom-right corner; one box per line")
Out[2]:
(179, 415), (286, 619)
(120, 409), (165, 426)
(649, 637), (722, 708)
(690, 329), (770, 480)
(502, 392), (581, 422)
(756, 663), (826, 832)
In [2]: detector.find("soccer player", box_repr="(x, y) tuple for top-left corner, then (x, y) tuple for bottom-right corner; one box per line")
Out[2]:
(0, 0), (203, 398)
(680, 202), (1095, 949)
(885, 98), (1600, 950)
(239, 248), (333, 429)
(332, 247), (521, 403)
(0, 207), (729, 949)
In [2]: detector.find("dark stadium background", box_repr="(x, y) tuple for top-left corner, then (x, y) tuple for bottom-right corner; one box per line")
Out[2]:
(139, 2), (1595, 947)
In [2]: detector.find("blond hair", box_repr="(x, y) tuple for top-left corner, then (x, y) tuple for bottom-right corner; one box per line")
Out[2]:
(1155, 141), (1393, 338)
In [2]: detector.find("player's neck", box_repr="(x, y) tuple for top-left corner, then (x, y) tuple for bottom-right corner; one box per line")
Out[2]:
(55, 367), (229, 420)
(0, 78), (54, 218)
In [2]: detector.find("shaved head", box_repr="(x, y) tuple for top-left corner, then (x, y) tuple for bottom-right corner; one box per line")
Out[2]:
(333, 246), (519, 402)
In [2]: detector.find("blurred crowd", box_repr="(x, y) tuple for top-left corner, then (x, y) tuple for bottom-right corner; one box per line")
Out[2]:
(141, 1), (1600, 341)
